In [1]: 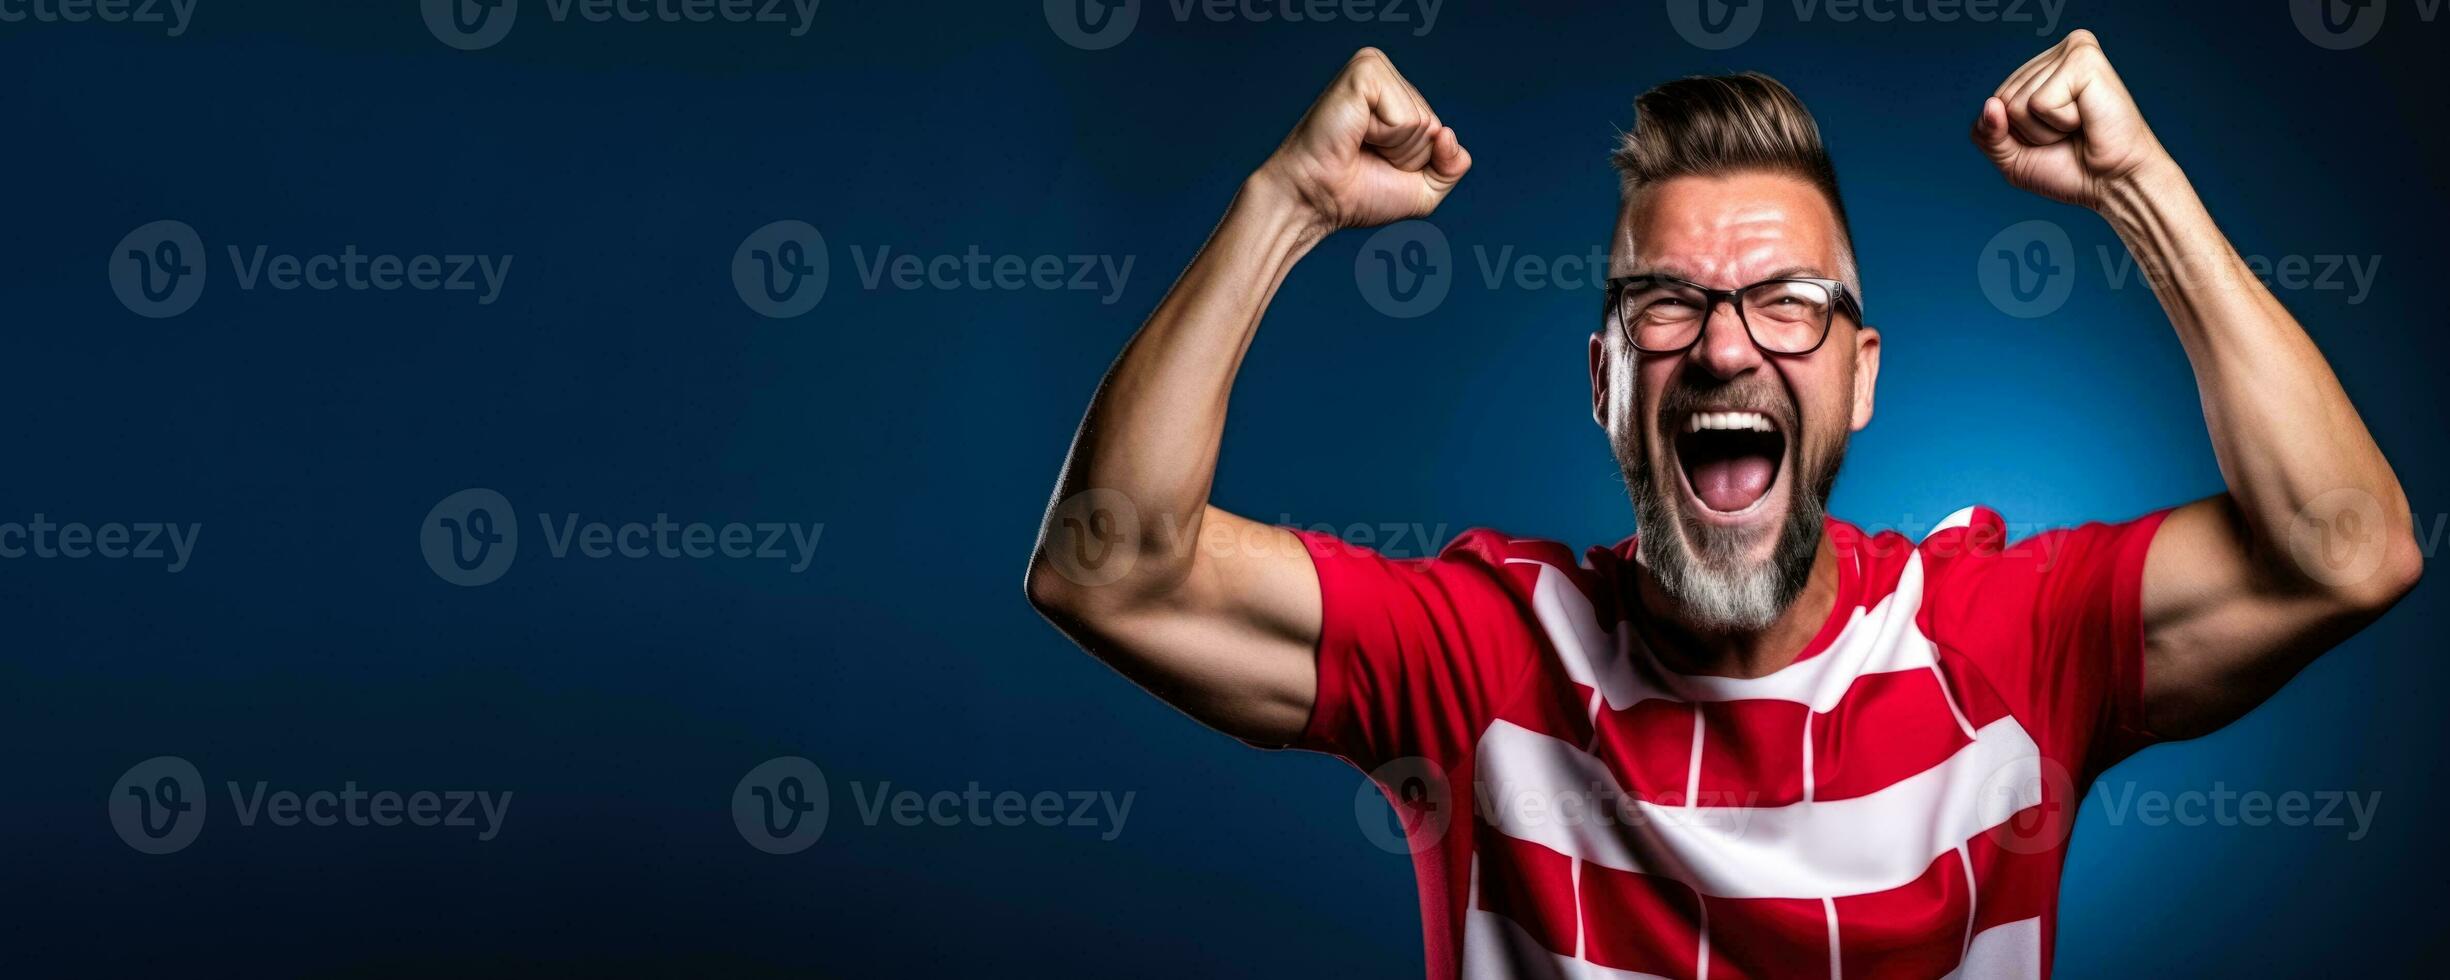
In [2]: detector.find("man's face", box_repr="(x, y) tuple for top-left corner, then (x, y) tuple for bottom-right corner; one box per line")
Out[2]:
(1591, 171), (1879, 632)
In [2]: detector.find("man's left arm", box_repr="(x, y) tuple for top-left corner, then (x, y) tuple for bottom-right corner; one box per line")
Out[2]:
(1974, 30), (2424, 739)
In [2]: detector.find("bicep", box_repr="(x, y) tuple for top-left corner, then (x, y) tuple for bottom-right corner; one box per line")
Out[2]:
(2139, 496), (2376, 738)
(1043, 507), (1325, 746)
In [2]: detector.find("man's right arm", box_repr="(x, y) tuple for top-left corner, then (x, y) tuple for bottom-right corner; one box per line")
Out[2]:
(1024, 49), (1471, 746)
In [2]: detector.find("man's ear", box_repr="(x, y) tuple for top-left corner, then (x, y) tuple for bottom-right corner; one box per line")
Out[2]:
(1850, 324), (1881, 432)
(1589, 331), (1609, 429)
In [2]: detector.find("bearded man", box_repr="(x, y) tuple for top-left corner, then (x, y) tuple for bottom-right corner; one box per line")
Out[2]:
(1026, 33), (2419, 979)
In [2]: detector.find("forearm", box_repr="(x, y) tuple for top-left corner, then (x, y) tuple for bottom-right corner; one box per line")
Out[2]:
(2101, 162), (2416, 599)
(1036, 175), (1324, 600)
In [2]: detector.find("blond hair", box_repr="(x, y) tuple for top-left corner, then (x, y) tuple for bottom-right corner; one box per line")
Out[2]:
(1611, 72), (1859, 292)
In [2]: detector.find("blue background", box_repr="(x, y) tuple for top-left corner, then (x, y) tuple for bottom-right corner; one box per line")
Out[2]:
(5, 0), (2444, 975)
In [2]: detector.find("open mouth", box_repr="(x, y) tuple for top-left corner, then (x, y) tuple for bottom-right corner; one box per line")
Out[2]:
(1673, 410), (1787, 515)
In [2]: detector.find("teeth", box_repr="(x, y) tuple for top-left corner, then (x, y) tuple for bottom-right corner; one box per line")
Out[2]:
(1684, 411), (1775, 433)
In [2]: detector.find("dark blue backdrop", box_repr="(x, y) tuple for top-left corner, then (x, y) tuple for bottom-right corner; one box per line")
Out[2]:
(6, 1), (2444, 975)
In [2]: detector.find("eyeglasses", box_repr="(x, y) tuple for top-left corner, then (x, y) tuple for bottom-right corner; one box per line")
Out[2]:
(1605, 274), (1862, 356)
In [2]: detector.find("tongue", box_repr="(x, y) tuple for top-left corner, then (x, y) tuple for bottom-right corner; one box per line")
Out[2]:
(1691, 454), (1775, 512)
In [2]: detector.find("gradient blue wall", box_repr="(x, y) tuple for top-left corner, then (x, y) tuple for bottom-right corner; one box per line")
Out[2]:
(5, 0), (2444, 975)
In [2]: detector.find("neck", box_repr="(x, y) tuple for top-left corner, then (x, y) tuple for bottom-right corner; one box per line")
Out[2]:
(1634, 531), (1841, 679)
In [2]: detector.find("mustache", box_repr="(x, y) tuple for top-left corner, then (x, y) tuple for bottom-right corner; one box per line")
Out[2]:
(1652, 378), (1798, 436)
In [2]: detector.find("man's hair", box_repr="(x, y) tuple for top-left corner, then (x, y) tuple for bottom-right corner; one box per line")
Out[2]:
(1610, 72), (1858, 291)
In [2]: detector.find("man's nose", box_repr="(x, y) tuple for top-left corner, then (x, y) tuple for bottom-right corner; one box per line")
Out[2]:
(1689, 299), (1764, 379)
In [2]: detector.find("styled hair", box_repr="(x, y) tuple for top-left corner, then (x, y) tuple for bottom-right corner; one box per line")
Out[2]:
(1611, 72), (1858, 292)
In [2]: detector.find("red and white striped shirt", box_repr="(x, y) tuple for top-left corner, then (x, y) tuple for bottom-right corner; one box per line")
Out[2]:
(1296, 505), (2169, 979)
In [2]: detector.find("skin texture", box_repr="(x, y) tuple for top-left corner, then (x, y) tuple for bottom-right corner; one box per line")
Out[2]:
(1968, 31), (2422, 738)
(1027, 35), (2421, 748)
(1595, 173), (1879, 678)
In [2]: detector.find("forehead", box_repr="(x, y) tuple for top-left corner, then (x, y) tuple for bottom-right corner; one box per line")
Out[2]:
(1610, 171), (1841, 286)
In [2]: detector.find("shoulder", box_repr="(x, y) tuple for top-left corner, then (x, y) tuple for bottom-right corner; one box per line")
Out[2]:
(1829, 506), (2017, 622)
(1299, 525), (1621, 616)
(1876, 503), (2171, 629)
(1297, 525), (1588, 570)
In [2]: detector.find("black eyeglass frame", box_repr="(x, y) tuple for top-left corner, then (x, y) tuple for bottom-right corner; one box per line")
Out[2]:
(1604, 274), (1864, 357)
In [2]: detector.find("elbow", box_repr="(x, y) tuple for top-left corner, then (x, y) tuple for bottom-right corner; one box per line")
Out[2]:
(2323, 527), (2425, 618)
(1026, 515), (1180, 622)
(2370, 531), (2425, 610)
(1024, 547), (1132, 625)
(2282, 488), (2425, 617)
(1024, 553), (1083, 622)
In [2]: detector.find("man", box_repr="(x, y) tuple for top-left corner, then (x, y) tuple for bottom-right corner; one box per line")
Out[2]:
(1026, 33), (2419, 979)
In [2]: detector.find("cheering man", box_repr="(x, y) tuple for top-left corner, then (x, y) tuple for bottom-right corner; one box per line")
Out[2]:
(1026, 32), (2418, 978)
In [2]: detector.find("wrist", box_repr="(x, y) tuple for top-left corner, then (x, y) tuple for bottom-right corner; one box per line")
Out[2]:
(1238, 166), (1335, 255)
(2094, 153), (2191, 231)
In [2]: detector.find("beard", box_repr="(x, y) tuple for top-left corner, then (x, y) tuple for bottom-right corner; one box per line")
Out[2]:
(1619, 377), (1845, 633)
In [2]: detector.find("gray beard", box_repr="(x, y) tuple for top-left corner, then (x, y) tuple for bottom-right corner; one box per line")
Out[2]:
(1625, 438), (1841, 634)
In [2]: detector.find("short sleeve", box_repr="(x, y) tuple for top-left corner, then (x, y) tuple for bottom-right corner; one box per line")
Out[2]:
(1294, 529), (1544, 772)
(1919, 508), (2172, 779)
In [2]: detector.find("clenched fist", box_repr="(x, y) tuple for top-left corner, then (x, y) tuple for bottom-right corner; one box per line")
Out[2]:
(1973, 30), (2173, 212)
(1252, 48), (1472, 236)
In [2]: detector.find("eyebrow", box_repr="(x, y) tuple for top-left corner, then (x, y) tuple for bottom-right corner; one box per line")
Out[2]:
(1613, 265), (1834, 284)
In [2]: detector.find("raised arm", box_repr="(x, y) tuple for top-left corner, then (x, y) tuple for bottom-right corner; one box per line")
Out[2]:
(1974, 31), (2423, 739)
(1025, 49), (1471, 745)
